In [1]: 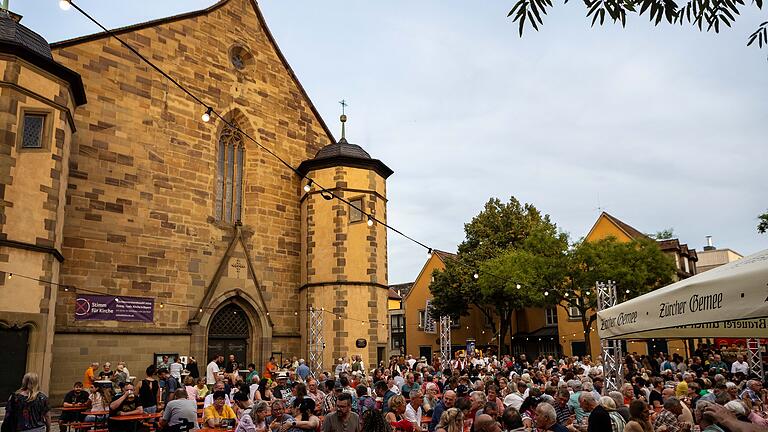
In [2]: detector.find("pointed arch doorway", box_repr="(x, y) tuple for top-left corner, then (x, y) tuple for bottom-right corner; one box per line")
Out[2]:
(207, 304), (250, 368)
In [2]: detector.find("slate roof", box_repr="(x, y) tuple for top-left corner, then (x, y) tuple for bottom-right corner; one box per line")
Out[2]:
(0, 11), (86, 106)
(389, 282), (413, 299)
(313, 138), (371, 160)
(0, 11), (52, 59)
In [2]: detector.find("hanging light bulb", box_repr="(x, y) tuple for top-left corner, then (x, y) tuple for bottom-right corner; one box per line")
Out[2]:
(516, 283), (521, 290)
(59, 0), (72, 11)
(294, 311), (298, 316)
(7, 273), (12, 279)
(64, 286), (69, 292)
(303, 180), (312, 193)
(625, 289), (630, 294)
(585, 291), (590, 296)
(564, 292), (569, 297)
(473, 273), (479, 280)
(544, 291), (549, 296)
(367, 216), (374, 227)
(199, 308), (203, 313)
(201, 107), (213, 123)
(160, 302), (165, 309)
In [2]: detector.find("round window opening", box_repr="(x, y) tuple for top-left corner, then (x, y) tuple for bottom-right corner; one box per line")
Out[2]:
(230, 46), (251, 71)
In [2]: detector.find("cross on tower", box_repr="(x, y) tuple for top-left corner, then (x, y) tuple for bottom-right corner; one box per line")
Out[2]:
(338, 99), (349, 140)
(231, 259), (246, 278)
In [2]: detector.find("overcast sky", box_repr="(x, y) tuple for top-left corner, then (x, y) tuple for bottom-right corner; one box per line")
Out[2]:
(19, 0), (767, 284)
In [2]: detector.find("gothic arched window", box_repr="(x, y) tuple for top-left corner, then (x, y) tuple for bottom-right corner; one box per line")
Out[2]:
(216, 122), (244, 223)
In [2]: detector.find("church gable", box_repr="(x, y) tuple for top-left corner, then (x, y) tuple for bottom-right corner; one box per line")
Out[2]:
(49, 0), (318, 347)
(51, 0), (334, 160)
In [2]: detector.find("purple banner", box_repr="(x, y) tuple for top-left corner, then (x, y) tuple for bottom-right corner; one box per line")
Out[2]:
(74, 294), (154, 322)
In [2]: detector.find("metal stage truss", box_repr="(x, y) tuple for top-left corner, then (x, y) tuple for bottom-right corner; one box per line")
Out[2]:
(308, 307), (324, 378)
(439, 316), (451, 371)
(746, 338), (765, 380)
(597, 280), (623, 393)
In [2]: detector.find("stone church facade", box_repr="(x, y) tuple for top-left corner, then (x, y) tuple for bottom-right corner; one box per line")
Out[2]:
(0, 0), (391, 401)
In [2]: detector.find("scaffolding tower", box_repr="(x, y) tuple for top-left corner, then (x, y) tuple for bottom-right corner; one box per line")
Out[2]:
(746, 338), (765, 379)
(308, 307), (325, 378)
(597, 280), (624, 394)
(439, 316), (451, 371)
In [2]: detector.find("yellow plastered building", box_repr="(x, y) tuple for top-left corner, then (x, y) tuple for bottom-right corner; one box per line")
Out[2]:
(558, 212), (698, 359)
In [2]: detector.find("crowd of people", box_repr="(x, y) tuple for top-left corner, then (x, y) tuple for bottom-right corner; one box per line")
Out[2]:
(2, 343), (767, 432)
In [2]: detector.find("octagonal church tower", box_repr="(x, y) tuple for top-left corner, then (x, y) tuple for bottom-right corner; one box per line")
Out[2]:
(298, 115), (393, 371)
(0, 8), (86, 396)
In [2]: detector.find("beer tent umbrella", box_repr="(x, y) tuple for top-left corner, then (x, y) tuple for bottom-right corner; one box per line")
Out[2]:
(597, 248), (768, 340)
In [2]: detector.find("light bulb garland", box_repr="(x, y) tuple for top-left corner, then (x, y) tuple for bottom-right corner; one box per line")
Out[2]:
(201, 107), (212, 123)
(51, 0), (619, 311)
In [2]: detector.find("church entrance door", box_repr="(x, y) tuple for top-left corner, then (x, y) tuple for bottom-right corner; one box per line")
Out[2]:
(0, 327), (29, 405)
(207, 304), (250, 369)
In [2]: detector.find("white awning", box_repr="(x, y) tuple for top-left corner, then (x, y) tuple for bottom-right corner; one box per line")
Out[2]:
(597, 249), (768, 340)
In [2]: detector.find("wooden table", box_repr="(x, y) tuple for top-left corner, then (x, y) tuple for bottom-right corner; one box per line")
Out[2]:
(111, 412), (161, 432)
(60, 406), (87, 412)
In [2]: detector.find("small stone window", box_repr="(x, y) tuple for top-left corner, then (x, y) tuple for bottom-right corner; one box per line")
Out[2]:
(349, 198), (363, 223)
(21, 113), (46, 149)
(229, 46), (253, 71)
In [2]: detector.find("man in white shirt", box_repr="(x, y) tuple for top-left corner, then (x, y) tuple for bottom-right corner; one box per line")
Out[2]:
(731, 354), (749, 375)
(203, 381), (231, 408)
(206, 354), (223, 386)
(504, 382), (526, 411)
(406, 355), (417, 370)
(404, 389), (423, 431)
(169, 357), (183, 382)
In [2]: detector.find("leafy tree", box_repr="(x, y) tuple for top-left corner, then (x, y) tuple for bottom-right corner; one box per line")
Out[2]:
(477, 225), (570, 351)
(506, 0), (766, 52)
(428, 197), (565, 354)
(648, 228), (675, 239)
(759, 210), (768, 233)
(548, 236), (676, 355)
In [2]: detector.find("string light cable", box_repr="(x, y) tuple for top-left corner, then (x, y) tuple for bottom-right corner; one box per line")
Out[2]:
(55, 0), (533, 298)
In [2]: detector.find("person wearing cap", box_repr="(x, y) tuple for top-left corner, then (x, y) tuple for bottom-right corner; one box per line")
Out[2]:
(273, 372), (292, 400)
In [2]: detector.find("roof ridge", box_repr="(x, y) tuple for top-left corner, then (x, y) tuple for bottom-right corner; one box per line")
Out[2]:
(49, 0), (337, 145)
(601, 211), (648, 240)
